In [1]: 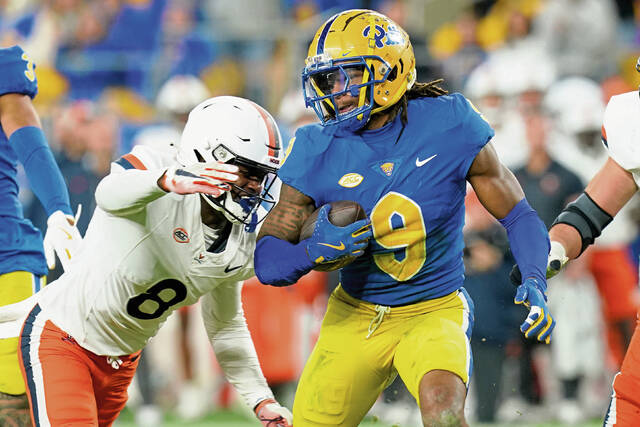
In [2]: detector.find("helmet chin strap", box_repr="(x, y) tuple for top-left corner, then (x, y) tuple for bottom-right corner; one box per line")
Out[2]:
(202, 191), (247, 224)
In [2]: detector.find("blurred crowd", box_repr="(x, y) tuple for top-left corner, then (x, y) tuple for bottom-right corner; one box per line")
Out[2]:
(2, 0), (640, 425)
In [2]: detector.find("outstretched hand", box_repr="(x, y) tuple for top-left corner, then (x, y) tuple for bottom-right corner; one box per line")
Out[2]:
(158, 161), (239, 198)
(254, 399), (293, 427)
(43, 205), (83, 271)
(514, 278), (555, 344)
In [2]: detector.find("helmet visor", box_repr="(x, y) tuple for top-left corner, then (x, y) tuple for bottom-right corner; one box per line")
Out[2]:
(308, 65), (366, 96)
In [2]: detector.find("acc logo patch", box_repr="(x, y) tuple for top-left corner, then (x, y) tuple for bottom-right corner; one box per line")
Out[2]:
(380, 162), (395, 177)
(338, 173), (363, 188)
(173, 228), (190, 243)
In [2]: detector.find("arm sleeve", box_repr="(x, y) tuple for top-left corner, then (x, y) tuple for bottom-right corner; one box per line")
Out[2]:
(498, 198), (550, 289)
(95, 147), (168, 216)
(200, 282), (274, 410)
(10, 126), (72, 216)
(254, 235), (315, 286)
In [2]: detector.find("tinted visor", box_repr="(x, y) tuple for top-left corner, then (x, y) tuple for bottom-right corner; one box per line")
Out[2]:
(309, 65), (365, 96)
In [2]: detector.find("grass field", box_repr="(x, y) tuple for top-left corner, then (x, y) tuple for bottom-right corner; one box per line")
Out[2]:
(114, 407), (603, 427)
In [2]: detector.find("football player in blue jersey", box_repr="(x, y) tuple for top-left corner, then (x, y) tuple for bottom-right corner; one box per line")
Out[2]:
(0, 45), (81, 425)
(254, 10), (555, 426)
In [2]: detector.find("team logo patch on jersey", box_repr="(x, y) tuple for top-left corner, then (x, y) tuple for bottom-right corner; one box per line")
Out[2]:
(380, 162), (395, 176)
(173, 228), (190, 243)
(338, 173), (363, 188)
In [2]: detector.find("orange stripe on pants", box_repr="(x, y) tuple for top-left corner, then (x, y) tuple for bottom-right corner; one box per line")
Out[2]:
(605, 312), (640, 426)
(18, 306), (140, 426)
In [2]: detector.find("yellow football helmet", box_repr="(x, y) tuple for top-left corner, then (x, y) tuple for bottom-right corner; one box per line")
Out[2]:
(302, 9), (416, 131)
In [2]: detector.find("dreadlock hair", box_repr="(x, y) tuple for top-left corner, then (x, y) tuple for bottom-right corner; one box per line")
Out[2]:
(368, 78), (448, 128)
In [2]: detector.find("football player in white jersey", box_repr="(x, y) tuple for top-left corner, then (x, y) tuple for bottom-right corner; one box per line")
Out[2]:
(534, 58), (640, 425)
(0, 96), (292, 426)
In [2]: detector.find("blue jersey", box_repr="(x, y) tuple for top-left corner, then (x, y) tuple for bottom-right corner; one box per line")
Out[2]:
(0, 46), (47, 276)
(279, 94), (494, 306)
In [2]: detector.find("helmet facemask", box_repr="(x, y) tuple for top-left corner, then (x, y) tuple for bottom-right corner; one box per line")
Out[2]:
(176, 96), (283, 231)
(303, 57), (392, 131)
(302, 9), (417, 132)
(197, 144), (279, 229)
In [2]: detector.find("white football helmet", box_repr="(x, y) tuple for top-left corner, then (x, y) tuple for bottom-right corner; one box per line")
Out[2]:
(176, 96), (283, 226)
(543, 77), (604, 134)
(156, 75), (211, 116)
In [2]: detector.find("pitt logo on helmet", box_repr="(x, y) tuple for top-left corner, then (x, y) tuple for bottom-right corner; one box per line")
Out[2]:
(302, 9), (416, 131)
(339, 173), (364, 188)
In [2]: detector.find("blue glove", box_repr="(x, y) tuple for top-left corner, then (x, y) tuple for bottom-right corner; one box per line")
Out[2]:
(514, 278), (556, 344)
(305, 205), (372, 265)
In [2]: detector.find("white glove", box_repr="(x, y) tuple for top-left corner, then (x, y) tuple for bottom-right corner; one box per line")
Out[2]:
(254, 399), (293, 427)
(546, 241), (569, 279)
(158, 161), (239, 197)
(43, 205), (83, 271)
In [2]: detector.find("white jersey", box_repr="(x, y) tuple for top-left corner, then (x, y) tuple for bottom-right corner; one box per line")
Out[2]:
(603, 91), (640, 185)
(36, 145), (256, 356)
(25, 144), (276, 408)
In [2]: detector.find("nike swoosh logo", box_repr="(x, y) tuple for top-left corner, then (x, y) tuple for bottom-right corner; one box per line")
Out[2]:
(224, 264), (243, 273)
(318, 242), (345, 250)
(416, 154), (438, 167)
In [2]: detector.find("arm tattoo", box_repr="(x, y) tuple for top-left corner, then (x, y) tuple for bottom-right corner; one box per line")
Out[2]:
(258, 184), (315, 243)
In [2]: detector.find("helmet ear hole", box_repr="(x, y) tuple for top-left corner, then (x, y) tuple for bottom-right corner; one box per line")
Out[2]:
(194, 150), (206, 163)
(388, 66), (398, 82)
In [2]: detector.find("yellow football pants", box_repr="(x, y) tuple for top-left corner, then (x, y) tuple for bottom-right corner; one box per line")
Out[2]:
(0, 271), (45, 395)
(293, 285), (472, 427)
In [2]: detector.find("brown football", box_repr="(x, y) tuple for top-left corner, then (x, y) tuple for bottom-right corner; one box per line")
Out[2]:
(299, 200), (367, 272)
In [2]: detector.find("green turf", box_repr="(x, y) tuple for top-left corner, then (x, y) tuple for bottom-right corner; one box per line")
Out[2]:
(114, 406), (603, 427)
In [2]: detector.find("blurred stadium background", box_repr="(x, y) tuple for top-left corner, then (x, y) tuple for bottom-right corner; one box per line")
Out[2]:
(2, 0), (640, 426)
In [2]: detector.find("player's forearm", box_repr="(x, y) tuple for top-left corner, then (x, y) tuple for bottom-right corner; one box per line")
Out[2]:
(254, 235), (315, 286)
(498, 198), (550, 286)
(95, 169), (167, 215)
(203, 312), (274, 410)
(11, 126), (72, 216)
(548, 224), (582, 260)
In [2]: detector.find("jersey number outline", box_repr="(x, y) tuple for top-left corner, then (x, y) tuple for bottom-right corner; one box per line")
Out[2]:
(21, 53), (35, 82)
(126, 279), (187, 320)
(370, 192), (427, 281)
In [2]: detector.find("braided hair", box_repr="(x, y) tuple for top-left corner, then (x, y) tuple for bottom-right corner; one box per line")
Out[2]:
(369, 78), (448, 128)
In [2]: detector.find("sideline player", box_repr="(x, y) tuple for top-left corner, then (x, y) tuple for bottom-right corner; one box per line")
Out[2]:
(254, 10), (554, 426)
(1, 96), (292, 426)
(0, 45), (81, 425)
(536, 58), (640, 426)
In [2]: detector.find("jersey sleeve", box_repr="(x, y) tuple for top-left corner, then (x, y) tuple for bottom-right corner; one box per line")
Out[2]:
(602, 92), (640, 177)
(450, 93), (495, 178)
(0, 46), (38, 98)
(97, 145), (171, 215)
(111, 144), (173, 173)
(276, 126), (320, 200)
(200, 282), (274, 409)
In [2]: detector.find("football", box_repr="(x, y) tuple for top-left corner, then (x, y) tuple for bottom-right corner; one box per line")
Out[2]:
(299, 200), (368, 272)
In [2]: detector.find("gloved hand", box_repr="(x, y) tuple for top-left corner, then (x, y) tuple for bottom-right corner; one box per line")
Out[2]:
(305, 205), (372, 265)
(514, 277), (556, 344)
(158, 161), (239, 197)
(545, 241), (569, 278)
(254, 398), (293, 427)
(43, 205), (83, 271)
(509, 241), (571, 284)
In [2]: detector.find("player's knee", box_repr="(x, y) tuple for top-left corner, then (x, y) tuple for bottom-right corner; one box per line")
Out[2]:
(420, 408), (465, 427)
(418, 377), (467, 426)
(0, 392), (32, 426)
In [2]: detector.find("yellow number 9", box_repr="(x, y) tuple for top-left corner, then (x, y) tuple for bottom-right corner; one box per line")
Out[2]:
(21, 53), (35, 82)
(371, 192), (426, 281)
